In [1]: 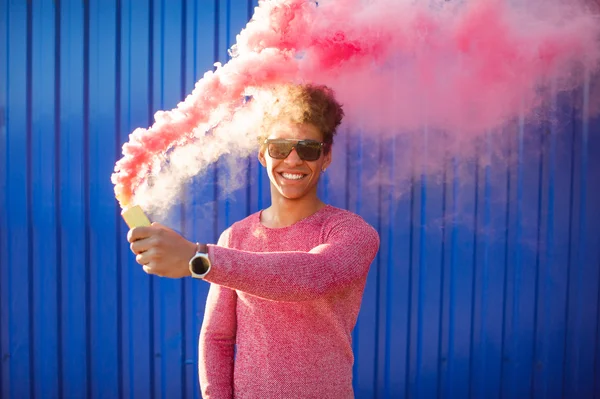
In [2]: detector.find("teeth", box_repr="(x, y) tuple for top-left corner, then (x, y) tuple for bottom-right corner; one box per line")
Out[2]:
(281, 173), (305, 180)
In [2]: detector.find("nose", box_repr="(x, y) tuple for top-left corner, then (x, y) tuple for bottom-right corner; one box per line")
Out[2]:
(284, 148), (303, 166)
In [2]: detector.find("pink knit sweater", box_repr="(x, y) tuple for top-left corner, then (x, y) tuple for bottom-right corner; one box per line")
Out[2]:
(199, 205), (380, 399)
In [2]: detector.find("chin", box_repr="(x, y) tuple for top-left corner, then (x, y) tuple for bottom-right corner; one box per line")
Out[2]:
(280, 192), (305, 200)
(277, 187), (309, 200)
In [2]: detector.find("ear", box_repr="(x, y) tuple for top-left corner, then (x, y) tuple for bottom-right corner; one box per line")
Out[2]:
(258, 147), (267, 167)
(321, 149), (332, 171)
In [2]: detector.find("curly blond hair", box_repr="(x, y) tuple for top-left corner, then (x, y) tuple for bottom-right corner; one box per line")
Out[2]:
(258, 83), (344, 154)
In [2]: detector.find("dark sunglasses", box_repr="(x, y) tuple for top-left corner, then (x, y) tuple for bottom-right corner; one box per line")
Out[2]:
(264, 139), (326, 161)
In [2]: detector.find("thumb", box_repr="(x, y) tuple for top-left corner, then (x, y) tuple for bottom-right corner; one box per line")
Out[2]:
(151, 222), (167, 230)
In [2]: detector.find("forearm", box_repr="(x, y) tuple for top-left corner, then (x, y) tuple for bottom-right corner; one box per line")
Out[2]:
(199, 331), (235, 399)
(199, 283), (237, 398)
(204, 228), (379, 301)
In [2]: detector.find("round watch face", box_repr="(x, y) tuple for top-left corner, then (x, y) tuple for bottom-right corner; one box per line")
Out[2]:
(191, 255), (210, 275)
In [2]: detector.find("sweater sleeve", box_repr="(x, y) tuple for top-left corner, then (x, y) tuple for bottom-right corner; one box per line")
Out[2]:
(199, 228), (237, 399)
(204, 217), (380, 302)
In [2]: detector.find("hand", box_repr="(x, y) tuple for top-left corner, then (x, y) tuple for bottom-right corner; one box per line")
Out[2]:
(127, 223), (197, 278)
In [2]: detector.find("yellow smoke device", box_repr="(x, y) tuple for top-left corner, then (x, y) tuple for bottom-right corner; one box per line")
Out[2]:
(121, 205), (152, 229)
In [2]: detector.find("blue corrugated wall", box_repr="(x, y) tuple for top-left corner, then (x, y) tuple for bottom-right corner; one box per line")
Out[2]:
(1, 1), (600, 398)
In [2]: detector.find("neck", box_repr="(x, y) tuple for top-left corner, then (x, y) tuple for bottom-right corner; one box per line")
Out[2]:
(262, 186), (326, 228)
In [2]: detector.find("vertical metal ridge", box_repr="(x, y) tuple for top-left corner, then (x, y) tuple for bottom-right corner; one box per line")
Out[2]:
(179, 1), (188, 396)
(158, 0), (166, 393)
(159, 0), (165, 108)
(543, 99), (557, 399)
(125, 3), (135, 395)
(384, 136), (396, 398)
(25, 1), (35, 395)
(246, 154), (252, 215)
(147, 0), (156, 396)
(245, 0), (254, 217)
(223, 0), (232, 228)
(595, 263), (600, 398)
(436, 144), (449, 399)
(373, 135), (383, 399)
(0, 2), (6, 393)
(513, 117), (525, 387)
(0, 130), (3, 397)
(181, 0), (187, 100)
(468, 143), (481, 399)
(245, 0), (254, 215)
(594, 71), (600, 389)
(447, 157), (458, 397)
(479, 130), (493, 397)
(499, 129), (513, 399)
(530, 123), (546, 396)
(415, 127), (428, 397)
(562, 101), (577, 399)
(82, 0), (92, 396)
(351, 134), (364, 387)
(114, 1), (123, 398)
(180, 278), (187, 399)
(212, 0), (220, 244)
(573, 73), (590, 395)
(193, 0), (198, 79)
(54, 1), (64, 396)
(404, 151), (416, 399)
(227, 0), (231, 50)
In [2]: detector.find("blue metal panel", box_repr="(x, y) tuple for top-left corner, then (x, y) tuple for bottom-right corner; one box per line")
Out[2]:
(348, 132), (380, 398)
(182, 2), (211, 398)
(532, 92), (573, 399)
(0, 1), (7, 397)
(58, 0), (88, 397)
(31, 1), (59, 397)
(471, 129), (510, 399)
(151, 1), (183, 397)
(2, 1), (600, 399)
(563, 81), (600, 399)
(86, 0), (119, 396)
(119, 1), (153, 397)
(5, 2), (32, 398)
(0, 1), (8, 397)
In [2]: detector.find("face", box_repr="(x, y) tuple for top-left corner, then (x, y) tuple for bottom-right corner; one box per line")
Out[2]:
(258, 122), (332, 202)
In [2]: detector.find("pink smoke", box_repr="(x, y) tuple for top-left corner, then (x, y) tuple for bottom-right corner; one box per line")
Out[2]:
(111, 0), (600, 210)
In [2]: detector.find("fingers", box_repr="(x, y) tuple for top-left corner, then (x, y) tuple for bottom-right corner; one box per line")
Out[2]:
(136, 252), (148, 266)
(130, 237), (153, 255)
(138, 256), (167, 278)
(127, 222), (167, 243)
(136, 250), (155, 267)
(127, 226), (155, 243)
(141, 264), (163, 277)
(126, 223), (193, 279)
(135, 249), (161, 274)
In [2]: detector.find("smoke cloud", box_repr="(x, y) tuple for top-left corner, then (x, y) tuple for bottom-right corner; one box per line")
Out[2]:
(111, 0), (600, 214)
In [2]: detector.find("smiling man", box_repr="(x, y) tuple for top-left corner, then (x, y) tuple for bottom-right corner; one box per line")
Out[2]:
(127, 84), (380, 398)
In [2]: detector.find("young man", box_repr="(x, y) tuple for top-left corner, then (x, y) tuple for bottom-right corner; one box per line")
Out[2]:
(127, 84), (380, 398)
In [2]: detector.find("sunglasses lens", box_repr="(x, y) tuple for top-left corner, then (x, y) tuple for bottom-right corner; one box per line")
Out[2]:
(268, 142), (293, 159)
(265, 140), (323, 161)
(296, 142), (322, 161)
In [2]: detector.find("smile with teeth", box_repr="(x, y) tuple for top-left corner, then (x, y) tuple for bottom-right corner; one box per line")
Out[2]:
(280, 172), (306, 180)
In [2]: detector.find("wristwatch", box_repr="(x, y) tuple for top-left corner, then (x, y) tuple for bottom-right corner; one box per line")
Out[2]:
(189, 243), (211, 278)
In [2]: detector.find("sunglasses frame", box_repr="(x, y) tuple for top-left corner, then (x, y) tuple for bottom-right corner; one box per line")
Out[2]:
(263, 138), (326, 161)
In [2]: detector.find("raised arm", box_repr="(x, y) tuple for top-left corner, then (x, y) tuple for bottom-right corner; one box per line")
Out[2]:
(199, 229), (237, 399)
(204, 218), (380, 301)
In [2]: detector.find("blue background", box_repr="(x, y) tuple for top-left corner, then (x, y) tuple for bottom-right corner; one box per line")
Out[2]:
(1, 1), (600, 398)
